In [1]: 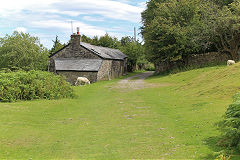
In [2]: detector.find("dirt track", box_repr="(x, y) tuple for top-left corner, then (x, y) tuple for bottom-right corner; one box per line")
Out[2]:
(115, 71), (155, 90)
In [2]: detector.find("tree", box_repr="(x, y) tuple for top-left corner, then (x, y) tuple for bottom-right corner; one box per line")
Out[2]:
(142, 0), (204, 63)
(81, 33), (120, 49)
(50, 35), (65, 55)
(0, 31), (49, 71)
(141, 0), (168, 30)
(81, 34), (93, 43)
(95, 33), (120, 49)
(214, 0), (234, 6)
(91, 36), (99, 46)
(141, 0), (220, 64)
(119, 36), (145, 71)
(211, 1), (240, 60)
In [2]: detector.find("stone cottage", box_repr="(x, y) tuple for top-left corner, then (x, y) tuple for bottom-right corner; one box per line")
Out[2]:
(49, 34), (128, 84)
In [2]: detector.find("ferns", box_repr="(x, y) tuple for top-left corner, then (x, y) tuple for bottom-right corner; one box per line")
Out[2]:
(0, 70), (74, 102)
(218, 93), (240, 149)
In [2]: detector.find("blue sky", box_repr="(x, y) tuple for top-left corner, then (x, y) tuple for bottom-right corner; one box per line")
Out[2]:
(0, 0), (147, 48)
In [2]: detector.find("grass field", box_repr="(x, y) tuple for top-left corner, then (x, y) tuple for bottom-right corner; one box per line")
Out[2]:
(1, 65), (240, 159)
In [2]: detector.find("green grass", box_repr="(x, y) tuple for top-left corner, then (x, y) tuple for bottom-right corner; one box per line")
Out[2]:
(1, 65), (240, 159)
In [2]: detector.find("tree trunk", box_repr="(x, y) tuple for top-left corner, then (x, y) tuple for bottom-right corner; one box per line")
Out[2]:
(182, 54), (189, 66)
(229, 48), (239, 61)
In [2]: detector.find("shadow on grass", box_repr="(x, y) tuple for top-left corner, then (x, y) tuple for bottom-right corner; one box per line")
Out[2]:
(199, 136), (224, 159)
(146, 72), (170, 80)
(200, 136), (240, 160)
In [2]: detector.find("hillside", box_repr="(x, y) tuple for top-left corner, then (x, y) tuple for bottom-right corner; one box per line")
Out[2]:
(0, 65), (240, 159)
(148, 64), (240, 100)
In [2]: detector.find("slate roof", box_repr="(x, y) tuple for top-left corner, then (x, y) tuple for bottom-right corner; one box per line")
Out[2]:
(55, 59), (102, 71)
(80, 42), (127, 60)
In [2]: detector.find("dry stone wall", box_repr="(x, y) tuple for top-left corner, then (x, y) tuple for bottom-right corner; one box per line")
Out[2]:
(97, 60), (112, 81)
(57, 71), (98, 85)
(97, 60), (125, 81)
(155, 52), (231, 74)
(111, 60), (124, 78)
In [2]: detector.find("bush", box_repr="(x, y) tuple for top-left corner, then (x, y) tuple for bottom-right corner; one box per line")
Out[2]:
(144, 62), (155, 71)
(0, 70), (74, 102)
(217, 92), (240, 149)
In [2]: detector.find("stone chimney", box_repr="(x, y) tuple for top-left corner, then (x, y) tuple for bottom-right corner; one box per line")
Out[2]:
(70, 27), (81, 49)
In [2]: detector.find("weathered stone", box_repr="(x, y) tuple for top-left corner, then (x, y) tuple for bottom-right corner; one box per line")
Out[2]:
(49, 34), (128, 84)
(155, 52), (231, 74)
(57, 71), (98, 85)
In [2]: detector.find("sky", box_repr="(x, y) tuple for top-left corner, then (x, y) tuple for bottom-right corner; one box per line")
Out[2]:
(0, 0), (147, 48)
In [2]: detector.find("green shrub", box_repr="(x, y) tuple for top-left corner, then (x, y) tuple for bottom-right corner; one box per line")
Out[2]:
(217, 92), (240, 149)
(0, 70), (74, 102)
(144, 62), (155, 71)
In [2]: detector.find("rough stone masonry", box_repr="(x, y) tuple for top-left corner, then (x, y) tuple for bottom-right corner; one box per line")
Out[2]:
(49, 33), (128, 85)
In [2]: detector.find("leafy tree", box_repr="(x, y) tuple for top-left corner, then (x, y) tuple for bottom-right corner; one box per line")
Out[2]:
(50, 35), (65, 55)
(142, 0), (206, 63)
(0, 31), (48, 71)
(214, 0), (234, 6)
(81, 34), (93, 43)
(211, 1), (240, 60)
(91, 36), (99, 46)
(119, 36), (145, 71)
(141, 0), (168, 29)
(98, 33), (120, 49)
(120, 36), (133, 46)
(81, 33), (120, 49)
(141, 0), (223, 64)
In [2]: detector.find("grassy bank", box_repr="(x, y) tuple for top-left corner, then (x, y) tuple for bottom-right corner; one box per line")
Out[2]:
(0, 65), (240, 159)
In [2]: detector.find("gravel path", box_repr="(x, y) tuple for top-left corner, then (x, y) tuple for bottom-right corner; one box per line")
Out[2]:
(116, 71), (155, 90)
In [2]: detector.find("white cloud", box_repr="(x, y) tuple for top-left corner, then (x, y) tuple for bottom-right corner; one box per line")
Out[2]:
(138, 1), (147, 9)
(30, 20), (106, 36)
(0, 0), (144, 23)
(82, 16), (105, 22)
(14, 27), (27, 33)
(0, 0), (145, 47)
(0, 0), (60, 17)
(114, 0), (131, 3)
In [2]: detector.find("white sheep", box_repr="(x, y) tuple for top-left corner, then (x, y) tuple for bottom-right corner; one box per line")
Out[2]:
(227, 60), (236, 66)
(75, 77), (91, 86)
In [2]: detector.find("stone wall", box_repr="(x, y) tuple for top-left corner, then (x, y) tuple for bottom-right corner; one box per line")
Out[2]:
(52, 45), (100, 59)
(57, 71), (98, 85)
(54, 35), (100, 59)
(155, 52), (231, 74)
(111, 60), (124, 78)
(123, 58), (128, 75)
(97, 60), (125, 81)
(48, 58), (55, 72)
(49, 44), (101, 73)
(97, 60), (112, 81)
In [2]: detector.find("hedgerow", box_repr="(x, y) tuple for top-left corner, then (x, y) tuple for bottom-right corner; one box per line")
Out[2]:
(217, 92), (240, 149)
(0, 70), (74, 102)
